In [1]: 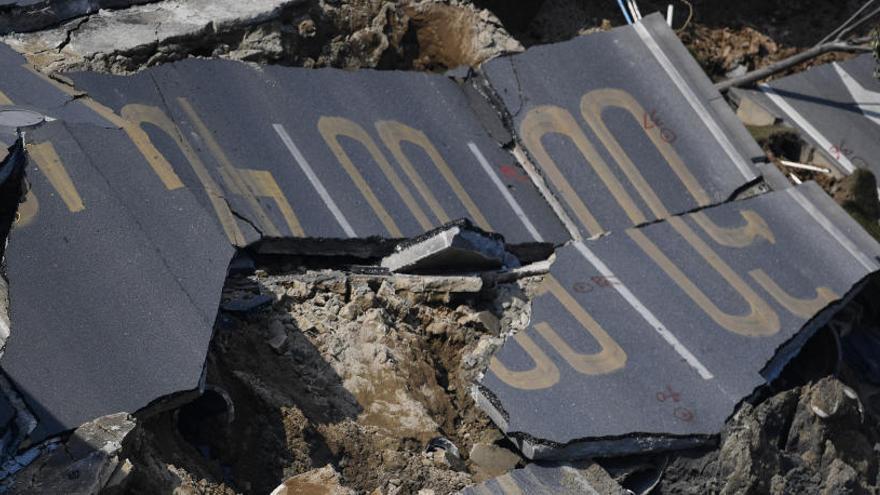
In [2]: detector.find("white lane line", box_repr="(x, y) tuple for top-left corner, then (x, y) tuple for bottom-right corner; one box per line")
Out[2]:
(468, 142), (544, 242)
(759, 84), (857, 174)
(833, 62), (880, 130)
(573, 241), (714, 380)
(633, 21), (756, 181)
(273, 123), (356, 238)
(786, 187), (877, 272)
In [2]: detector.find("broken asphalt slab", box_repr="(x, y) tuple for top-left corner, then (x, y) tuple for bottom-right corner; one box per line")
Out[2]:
(476, 182), (880, 460)
(480, 13), (768, 238)
(59, 56), (569, 244)
(2, 119), (233, 441)
(733, 54), (880, 180)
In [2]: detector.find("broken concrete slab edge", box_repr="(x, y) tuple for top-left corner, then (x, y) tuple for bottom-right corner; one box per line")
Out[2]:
(4, 0), (312, 75)
(0, 1), (163, 36)
(474, 381), (715, 460)
(469, 68), (585, 243)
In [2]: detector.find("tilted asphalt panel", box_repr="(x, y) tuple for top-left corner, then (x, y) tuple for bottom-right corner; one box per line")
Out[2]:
(478, 182), (880, 458)
(480, 13), (762, 238)
(742, 54), (880, 178)
(67, 59), (570, 245)
(2, 121), (233, 440)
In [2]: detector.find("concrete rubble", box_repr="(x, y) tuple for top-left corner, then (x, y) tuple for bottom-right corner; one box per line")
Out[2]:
(381, 220), (520, 274)
(0, 1), (877, 494)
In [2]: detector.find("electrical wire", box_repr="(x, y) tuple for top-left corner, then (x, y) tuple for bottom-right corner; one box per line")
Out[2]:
(816, 0), (877, 46)
(616, 0), (633, 24)
(835, 4), (880, 42)
(675, 0), (694, 33)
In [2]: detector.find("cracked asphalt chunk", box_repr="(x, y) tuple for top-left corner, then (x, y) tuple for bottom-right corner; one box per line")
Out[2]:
(481, 13), (767, 238)
(63, 57), (569, 244)
(476, 182), (880, 460)
(2, 119), (233, 441)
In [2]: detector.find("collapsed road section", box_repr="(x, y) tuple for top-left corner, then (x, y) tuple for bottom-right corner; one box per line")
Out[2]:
(0, 6), (878, 494)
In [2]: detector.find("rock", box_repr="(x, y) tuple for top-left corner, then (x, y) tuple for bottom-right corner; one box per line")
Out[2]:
(737, 96), (778, 127)
(270, 465), (355, 495)
(391, 275), (483, 295)
(468, 443), (520, 481)
(381, 219), (519, 274)
(458, 311), (500, 335)
(661, 377), (880, 494)
(834, 169), (880, 220)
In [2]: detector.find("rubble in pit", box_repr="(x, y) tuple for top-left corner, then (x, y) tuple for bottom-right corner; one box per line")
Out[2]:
(117, 261), (546, 495)
(1, 0), (521, 74)
(659, 376), (880, 494)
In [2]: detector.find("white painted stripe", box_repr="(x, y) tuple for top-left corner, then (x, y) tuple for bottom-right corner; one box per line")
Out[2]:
(786, 187), (877, 272)
(832, 62), (880, 130)
(633, 22), (755, 180)
(572, 241), (714, 380)
(468, 142), (544, 243)
(760, 84), (857, 173)
(272, 124), (357, 238)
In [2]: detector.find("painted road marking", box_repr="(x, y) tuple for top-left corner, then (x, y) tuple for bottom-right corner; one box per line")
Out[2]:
(573, 241), (715, 380)
(634, 21), (755, 181)
(468, 142), (544, 242)
(273, 123), (357, 238)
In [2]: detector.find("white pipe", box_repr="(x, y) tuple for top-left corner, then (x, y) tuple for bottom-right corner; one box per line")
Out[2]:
(667, 4), (674, 26)
(779, 160), (832, 174)
(789, 173), (803, 184)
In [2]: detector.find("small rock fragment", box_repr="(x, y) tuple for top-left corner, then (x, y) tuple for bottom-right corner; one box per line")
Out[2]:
(270, 465), (355, 495)
(381, 220), (519, 274)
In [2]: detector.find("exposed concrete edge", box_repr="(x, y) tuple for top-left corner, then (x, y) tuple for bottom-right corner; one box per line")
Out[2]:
(0, 0), (161, 35)
(472, 381), (713, 460)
